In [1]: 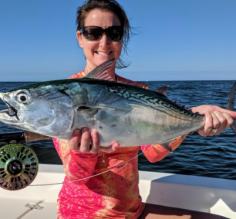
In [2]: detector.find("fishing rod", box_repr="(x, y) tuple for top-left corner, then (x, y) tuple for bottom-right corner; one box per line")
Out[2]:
(0, 131), (50, 145)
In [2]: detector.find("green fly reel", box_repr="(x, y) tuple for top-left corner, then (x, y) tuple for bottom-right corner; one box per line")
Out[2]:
(0, 143), (38, 190)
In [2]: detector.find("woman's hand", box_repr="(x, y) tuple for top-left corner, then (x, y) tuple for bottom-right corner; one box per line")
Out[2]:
(68, 128), (120, 154)
(191, 105), (236, 136)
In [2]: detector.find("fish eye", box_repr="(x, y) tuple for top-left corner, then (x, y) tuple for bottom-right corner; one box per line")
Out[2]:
(20, 95), (26, 102)
(15, 91), (29, 104)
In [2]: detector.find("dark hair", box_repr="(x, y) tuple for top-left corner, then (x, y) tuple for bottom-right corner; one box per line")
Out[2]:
(76, 0), (132, 69)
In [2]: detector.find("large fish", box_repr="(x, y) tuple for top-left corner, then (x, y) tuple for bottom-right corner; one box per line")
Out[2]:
(0, 59), (235, 148)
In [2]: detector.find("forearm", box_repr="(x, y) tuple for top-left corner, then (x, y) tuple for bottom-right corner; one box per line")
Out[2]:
(52, 138), (99, 185)
(63, 149), (98, 185)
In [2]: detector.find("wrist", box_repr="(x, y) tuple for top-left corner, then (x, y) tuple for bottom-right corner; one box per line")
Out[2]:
(70, 149), (98, 158)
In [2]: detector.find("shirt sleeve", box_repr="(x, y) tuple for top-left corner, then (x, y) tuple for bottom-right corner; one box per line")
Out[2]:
(141, 136), (186, 163)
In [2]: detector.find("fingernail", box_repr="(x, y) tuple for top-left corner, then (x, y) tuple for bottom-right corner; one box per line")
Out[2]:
(114, 143), (119, 149)
(82, 128), (89, 133)
(74, 129), (80, 135)
(91, 130), (97, 136)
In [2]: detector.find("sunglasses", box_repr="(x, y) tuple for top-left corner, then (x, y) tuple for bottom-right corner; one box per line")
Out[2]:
(80, 26), (123, 41)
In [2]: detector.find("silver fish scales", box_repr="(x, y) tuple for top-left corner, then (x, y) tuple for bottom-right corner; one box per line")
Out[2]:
(0, 59), (226, 148)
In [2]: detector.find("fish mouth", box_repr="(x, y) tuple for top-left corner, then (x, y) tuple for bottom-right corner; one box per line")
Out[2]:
(0, 100), (19, 120)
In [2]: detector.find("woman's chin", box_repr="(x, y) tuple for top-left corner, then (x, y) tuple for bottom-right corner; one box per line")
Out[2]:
(95, 57), (115, 65)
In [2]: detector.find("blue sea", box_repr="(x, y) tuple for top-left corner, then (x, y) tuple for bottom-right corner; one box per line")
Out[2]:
(0, 81), (235, 180)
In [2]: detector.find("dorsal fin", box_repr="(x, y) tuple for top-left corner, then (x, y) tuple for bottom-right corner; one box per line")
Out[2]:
(84, 58), (115, 81)
(155, 85), (169, 97)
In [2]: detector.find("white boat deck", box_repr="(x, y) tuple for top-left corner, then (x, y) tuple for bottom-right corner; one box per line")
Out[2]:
(0, 164), (236, 219)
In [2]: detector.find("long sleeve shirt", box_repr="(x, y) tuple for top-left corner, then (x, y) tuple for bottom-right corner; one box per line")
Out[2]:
(53, 71), (185, 219)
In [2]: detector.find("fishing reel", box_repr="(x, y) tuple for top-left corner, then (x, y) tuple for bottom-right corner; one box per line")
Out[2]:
(0, 133), (39, 190)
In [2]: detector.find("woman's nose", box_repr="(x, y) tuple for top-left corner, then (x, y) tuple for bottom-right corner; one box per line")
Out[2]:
(99, 33), (110, 46)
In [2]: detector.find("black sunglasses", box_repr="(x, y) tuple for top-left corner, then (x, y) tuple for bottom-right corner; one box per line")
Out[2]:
(80, 26), (123, 42)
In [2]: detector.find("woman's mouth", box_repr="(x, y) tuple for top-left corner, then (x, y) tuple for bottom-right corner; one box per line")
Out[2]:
(95, 51), (112, 56)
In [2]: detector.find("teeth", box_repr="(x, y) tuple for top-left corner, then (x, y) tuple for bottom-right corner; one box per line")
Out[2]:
(96, 51), (111, 55)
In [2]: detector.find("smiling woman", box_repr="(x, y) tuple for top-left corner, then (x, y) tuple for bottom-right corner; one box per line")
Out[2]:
(1, 0), (236, 81)
(50, 1), (236, 219)
(76, 9), (123, 80)
(0, 0), (236, 219)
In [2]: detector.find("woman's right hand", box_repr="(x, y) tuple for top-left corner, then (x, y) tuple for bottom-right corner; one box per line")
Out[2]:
(68, 128), (120, 154)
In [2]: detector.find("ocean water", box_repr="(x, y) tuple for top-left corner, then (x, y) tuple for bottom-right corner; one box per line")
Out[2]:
(0, 81), (235, 180)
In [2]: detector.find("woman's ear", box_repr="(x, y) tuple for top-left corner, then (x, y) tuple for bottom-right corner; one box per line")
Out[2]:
(76, 31), (83, 48)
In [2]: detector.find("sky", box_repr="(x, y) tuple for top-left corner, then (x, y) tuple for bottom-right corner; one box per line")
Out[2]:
(0, 0), (236, 81)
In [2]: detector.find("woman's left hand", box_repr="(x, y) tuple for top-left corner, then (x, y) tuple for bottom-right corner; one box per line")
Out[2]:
(191, 105), (236, 136)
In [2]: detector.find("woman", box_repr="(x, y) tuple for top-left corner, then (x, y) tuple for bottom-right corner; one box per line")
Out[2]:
(52, 0), (235, 218)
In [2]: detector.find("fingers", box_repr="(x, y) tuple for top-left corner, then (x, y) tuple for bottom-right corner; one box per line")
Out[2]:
(224, 112), (234, 129)
(100, 142), (120, 153)
(191, 105), (236, 120)
(68, 129), (119, 154)
(198, 111), (233, 137)
(80, 128), (92, 153)
(203, 112), (213, 136)
(68, 128), (100, 153)
(207, 112), (224, 136)
(212, 106), (236, 119)
(90, 130), (100, 154)
(68, 129), (81, 150)
(212, 111), (227, 135)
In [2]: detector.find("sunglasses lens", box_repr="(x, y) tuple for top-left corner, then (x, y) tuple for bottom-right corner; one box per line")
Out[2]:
(83, 27), (103, 41)
(82, 26), (123, 41)
(107, 27), (123, 41)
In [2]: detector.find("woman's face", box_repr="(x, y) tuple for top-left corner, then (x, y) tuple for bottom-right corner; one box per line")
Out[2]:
(77, 9), (123, 72)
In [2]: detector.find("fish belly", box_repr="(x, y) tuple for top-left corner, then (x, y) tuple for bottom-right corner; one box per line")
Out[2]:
(86, 105), (204, 147)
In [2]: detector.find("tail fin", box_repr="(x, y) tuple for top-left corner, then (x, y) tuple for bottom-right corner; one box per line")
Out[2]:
(226, 82), (236, 134)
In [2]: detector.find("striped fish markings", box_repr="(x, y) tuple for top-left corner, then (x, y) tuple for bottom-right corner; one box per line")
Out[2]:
(0, 59), (235, 149)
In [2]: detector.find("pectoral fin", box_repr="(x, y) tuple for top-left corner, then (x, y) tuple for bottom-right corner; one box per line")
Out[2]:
(77, 106), (99, 115)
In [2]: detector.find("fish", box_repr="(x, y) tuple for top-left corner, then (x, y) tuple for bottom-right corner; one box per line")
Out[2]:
(0, 59), (235, 148)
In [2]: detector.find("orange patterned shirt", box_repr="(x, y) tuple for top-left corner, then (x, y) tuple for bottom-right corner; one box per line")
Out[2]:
(53, 71), (185, 219)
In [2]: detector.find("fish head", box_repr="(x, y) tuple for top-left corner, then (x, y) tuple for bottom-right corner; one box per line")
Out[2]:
(0, 88), (56, 130)
(0, 84), (74, 138)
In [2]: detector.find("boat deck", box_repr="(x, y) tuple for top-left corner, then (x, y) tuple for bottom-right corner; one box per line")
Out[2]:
(0, 164), (235, 219)
(139, 203), (228, 218)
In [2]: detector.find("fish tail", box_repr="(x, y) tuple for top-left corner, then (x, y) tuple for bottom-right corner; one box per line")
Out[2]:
(226, 82), (236, 134)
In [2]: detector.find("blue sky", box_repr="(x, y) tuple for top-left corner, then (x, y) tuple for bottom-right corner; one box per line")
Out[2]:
(0, 0), (235, 81)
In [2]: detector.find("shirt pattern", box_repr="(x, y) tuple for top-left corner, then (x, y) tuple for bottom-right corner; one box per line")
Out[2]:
(53, 71), (185, 219)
